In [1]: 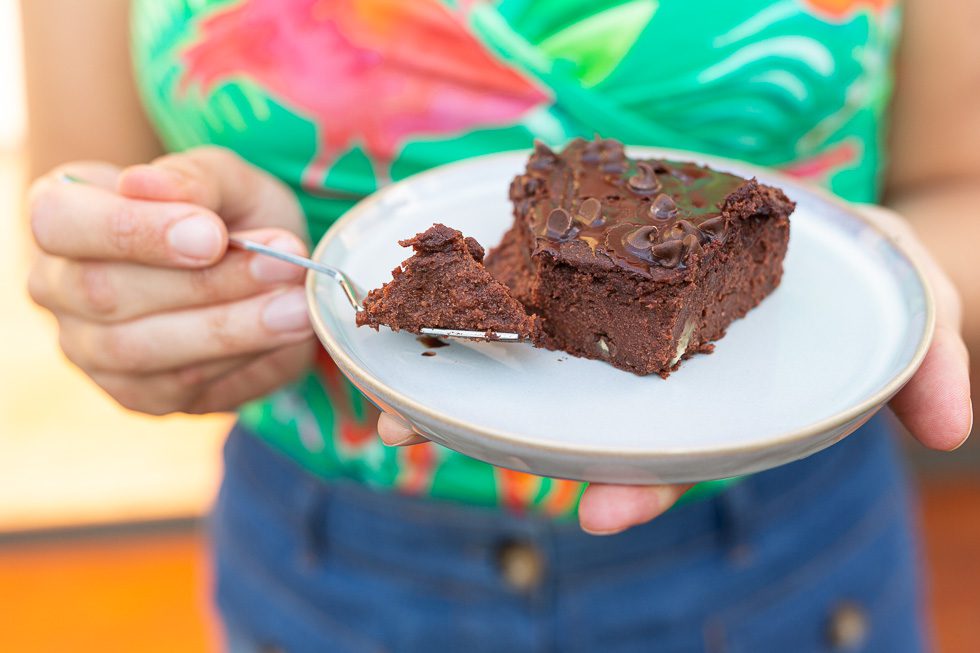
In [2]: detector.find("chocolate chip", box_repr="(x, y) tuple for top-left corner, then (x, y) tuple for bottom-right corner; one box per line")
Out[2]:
(682, 233), (703, 259)
(582, 140), (602, 164)
(625, 225), (660, 252)
(699, 216), (728, 241)
(627, 162), (662, 194)
(603, 140), (625, 157)
(650, 194), (678, 220)
(650, 239), (683, 267)
(546, 208), (574, 240)
(576, 198), (602, 226)
(598, 140), (627, 174)
(529, 140), (558, 171)
(583, 136), (626, 169)
(602, 160), (629, 175)
(670, 219), (699, 240)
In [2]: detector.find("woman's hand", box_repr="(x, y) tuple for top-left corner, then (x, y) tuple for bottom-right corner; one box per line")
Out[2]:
(376, 203), (973, 534)
(28, 147), (316, 415)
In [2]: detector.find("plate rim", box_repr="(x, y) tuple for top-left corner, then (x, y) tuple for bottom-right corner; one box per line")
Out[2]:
(306, 146), (936, 460)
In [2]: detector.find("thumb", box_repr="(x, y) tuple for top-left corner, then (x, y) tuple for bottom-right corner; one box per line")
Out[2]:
(377, 412), (429, 447)
(117, 146), (306, 235)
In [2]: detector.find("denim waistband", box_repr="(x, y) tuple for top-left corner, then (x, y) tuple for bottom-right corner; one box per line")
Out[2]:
(220, 412), (897, 583)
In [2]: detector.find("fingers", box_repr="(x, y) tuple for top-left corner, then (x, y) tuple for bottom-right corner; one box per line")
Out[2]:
(890, 323), (973, 450)
(58, 287), (313, 375)
(578, 483), (693, 535)
(377, 412), (428, 446)
(89, 341), (313, 416)
(117, 159), (221, 210)
(376, 414), (690, 535)
(188, 340), (315, 414)
(117, 147), (306, 235)
(29, 177), (227, 267)
(29, 228), (307, 322)
(90, 354), (256, 416)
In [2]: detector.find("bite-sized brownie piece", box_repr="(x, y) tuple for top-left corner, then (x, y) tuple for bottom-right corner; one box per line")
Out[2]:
(356, 224), (535, 338)
(486, 137), (794, 377)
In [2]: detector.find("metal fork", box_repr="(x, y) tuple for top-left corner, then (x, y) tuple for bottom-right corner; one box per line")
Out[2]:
(230, 238), (524, 342)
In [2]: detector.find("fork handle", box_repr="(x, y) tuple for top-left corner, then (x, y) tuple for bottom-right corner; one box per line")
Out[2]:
(228, 237), (364, 311)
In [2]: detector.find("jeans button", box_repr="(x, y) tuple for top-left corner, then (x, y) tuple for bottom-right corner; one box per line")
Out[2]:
(826, 601), (869, 650)
(494, 539), (544, 592)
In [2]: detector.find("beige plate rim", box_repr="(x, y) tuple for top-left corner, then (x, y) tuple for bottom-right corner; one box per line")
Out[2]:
(306, 147), (936, 460)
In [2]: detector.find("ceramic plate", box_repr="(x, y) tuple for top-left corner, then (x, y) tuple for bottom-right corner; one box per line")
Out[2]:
(306, 148), (933, 484)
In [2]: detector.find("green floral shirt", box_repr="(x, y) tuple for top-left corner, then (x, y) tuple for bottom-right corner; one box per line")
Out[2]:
(132, 0), (900, 515)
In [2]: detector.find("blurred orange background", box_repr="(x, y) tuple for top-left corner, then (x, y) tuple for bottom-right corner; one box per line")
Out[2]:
(0, 1), (976, 651)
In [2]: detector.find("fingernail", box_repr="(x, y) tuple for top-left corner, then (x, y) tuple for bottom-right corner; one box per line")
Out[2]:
(387, 433), (426, 447)
(581, 525), (626, 537)
(262, 289), (310, 333)
(168, 214), (223, 260)
(250, 237), (306, 283)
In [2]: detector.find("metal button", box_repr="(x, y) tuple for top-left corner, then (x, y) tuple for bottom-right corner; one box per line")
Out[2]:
(826, 601), (869, 650)
(495, 539), (544, 592)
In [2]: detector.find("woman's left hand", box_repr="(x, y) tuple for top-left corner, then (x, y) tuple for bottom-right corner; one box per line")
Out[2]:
(377, 204), (972, 535)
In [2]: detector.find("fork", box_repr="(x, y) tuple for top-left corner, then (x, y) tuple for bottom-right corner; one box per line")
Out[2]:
(230, 237), (524, 342)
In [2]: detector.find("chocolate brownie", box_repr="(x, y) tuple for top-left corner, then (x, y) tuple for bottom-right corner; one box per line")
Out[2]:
(485, 137), (794, 377)
(356, 224), (535, 338)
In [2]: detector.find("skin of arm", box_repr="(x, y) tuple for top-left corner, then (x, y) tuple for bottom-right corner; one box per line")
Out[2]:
(885, 0), (979, 387)
(20, 0), (163, 175)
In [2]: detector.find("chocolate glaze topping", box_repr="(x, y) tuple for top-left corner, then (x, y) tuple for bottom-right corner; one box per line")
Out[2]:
(512, 138), (747, 273)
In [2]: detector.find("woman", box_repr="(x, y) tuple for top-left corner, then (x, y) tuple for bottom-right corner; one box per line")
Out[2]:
(23, 0), (974, 650)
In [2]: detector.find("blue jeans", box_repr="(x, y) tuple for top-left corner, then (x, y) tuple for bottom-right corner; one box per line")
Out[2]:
(213, 415), (927, 653)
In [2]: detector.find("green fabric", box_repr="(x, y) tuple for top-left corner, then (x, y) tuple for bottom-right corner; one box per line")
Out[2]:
(131, 0), (901, 515)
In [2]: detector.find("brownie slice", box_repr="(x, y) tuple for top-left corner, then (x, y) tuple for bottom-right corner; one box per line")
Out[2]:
(486, 138), (794, 377)
(356, 224), (534, 338)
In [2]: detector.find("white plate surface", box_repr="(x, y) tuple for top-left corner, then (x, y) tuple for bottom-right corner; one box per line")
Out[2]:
(307, 148), (933, 484)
